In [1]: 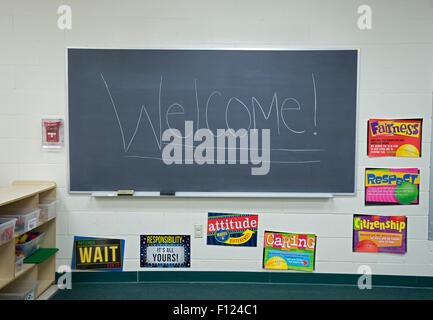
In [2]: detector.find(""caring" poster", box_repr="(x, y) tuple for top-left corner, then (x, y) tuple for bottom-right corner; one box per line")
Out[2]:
(263, 231), (317, 272)
(207, 212), (258, 247)
(367, 118), (422, 157)
(353, 215), (407, 254)
(365, 168), (420, 205)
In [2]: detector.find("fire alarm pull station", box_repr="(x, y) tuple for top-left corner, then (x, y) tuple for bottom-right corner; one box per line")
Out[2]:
(42, 119), (64, 149)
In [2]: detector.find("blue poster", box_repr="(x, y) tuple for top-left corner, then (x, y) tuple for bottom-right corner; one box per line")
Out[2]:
(72, 236), (125, 272)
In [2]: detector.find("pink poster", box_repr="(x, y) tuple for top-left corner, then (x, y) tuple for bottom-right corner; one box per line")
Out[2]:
(365, 168), (419, 205)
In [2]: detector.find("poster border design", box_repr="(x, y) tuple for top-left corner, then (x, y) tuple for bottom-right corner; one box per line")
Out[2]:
(140, 234), (191, 268)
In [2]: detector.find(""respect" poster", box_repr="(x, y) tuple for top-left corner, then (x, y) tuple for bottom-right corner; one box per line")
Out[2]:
(365, 168), (420, 205)
(367, 118), (422, 157)
(207, 213), (258, 247)
(263, 231), (317, 272)
(353, 215), (407, 254)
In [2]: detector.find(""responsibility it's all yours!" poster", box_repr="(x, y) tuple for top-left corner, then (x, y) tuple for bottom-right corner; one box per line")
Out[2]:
(140, 235), (191, 268)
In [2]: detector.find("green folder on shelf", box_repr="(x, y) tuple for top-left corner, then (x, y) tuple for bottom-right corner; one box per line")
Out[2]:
(23, 248), (59, 264)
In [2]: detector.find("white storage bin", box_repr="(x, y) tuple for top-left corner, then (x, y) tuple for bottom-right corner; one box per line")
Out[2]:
(0, 218), (16, 245)
(39, 199), (57, 221)
(15, 256), (24, 274)
(0, 280), (39, 300)
(16, 233), (45, 258)
(0, 208), (40, 233)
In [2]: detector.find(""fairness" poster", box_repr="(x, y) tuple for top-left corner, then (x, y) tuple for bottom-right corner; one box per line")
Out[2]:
(367, 118), (422, 157)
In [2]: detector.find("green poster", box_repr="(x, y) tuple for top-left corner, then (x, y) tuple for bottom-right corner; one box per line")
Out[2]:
(263, 231), (317, 272)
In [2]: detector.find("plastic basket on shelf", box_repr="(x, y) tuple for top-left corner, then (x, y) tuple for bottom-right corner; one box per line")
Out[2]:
(0, 280), (39, 300)
(0, 208), (40, 233)
(15, 232), (45, 258)
(15, 256), (24, 274)
(0, 217), (16, 245)
(39, 199), (57, 221)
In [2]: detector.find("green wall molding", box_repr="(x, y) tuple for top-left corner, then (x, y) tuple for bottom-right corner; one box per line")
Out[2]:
(55, 271), (433, 288)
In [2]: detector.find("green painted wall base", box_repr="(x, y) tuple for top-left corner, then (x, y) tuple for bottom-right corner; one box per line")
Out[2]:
(56, 271), (433, 288)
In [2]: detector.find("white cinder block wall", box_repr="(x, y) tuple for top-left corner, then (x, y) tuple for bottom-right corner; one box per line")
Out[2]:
(0, 0), (432, 276)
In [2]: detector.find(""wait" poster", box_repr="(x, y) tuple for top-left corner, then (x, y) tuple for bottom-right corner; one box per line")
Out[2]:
(72, 237), (125, 271)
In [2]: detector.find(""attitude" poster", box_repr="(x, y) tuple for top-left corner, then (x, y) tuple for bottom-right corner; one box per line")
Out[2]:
(353, 215), (407, 254)
(207, 212), (258, 247)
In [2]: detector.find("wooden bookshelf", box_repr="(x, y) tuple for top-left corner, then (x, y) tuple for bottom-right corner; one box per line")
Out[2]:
(0, 181), (57, 299)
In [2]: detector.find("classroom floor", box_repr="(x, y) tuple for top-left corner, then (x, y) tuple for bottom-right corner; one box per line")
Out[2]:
(51, 282), (433, 300)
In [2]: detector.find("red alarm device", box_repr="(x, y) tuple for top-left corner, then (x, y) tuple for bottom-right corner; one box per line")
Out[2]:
(42, 119), (64, 148)
(44, 121), (62, 142)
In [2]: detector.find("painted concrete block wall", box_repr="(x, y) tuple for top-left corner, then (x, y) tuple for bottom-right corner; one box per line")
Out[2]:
(0, 0), (432, 276)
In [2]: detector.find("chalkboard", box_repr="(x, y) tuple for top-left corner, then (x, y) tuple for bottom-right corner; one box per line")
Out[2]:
(67, 48), (358, 195)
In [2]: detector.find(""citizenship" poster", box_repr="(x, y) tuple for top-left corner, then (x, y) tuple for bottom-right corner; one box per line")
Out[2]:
(353, 215), (407, 254)
(207, 212), (258, 247)
(365, 168), (420, 205)
(263, 231), (317, 272)
(367, 118), (422, 157)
